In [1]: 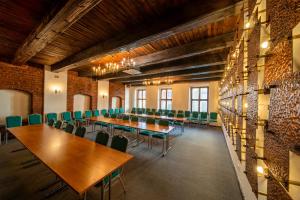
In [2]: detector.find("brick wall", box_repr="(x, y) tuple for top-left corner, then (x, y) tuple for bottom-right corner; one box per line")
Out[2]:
(67, 71), (98, 111)
(109, 81), (125, 108)
(0, 62), (44, 114)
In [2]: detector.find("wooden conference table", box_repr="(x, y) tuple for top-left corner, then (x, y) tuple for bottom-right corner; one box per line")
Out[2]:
(90, 116), (175, 156)
(8, 124), (133, 200)
(125, 112), (187, 122)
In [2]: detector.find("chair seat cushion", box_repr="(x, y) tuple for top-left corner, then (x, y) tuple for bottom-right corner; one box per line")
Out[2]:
(174, 121), (184, 126)
(140, 130), (153, 136)
(95, 121), (108, 127)
(152, 133), (166, 139)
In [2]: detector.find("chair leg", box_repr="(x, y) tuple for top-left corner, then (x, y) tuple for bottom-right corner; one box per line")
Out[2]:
(119, 177), (126, 193)
(100, 184), (105, 200)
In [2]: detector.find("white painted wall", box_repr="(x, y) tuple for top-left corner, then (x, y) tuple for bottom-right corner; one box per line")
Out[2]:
(128, 81), (220, 113)
(44, 70), (67, 119)
(97, 80), (109, 111)
(0, 90), (31, 123)
(73, 94), (91, 112)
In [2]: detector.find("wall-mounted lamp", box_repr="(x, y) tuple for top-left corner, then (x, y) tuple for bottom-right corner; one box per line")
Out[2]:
(256, 166), (270, 178)
(260, 41), (269, 49)
(245, 22), (251, 29)
(51, 86), (62, 94)
(101, 93), (107, 98)
(244, 103), (248, 108)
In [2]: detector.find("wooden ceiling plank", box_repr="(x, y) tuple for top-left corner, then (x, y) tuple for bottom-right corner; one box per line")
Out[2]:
(51, 2), (242, 71)
(12, 0), (104, 64)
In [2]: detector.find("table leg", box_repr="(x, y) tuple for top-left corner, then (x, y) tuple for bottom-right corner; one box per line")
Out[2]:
(6, 130), (8, 144)
(108, 175), (112, 200)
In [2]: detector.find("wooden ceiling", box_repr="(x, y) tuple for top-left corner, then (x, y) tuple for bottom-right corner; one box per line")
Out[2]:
(0, 0), (243, 85)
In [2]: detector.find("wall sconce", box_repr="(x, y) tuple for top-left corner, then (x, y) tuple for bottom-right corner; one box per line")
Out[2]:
(51, 86), (62, 94)
(260, 41), (270, 49)
(244, 103), (248, 108)
(257, 166), (270, 178)
(245, 22), (251, 29)
(101, 93), (107, 99)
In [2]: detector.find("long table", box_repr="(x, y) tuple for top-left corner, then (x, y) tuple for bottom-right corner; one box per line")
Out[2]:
(8, 124), (133, 200)
(125, 112), (187, 122)
(90, 116), (174, 156)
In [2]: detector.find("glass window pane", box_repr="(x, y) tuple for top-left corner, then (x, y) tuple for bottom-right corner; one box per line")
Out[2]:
(192, 100), (199, 112)
(143, 90), (146, 99)
(167, 100), (172, 110)
(200, 88), (208, 99)
(167, 89), (172, 99)
(138, 91), (142, 99)
(192, 88), (199, 99)
(143, 100), (146, 108)
(161, 89), (166, 99)
(138, 100), (142, 108)
(161, 100), (166, 109)
(200, 101), (208, 112)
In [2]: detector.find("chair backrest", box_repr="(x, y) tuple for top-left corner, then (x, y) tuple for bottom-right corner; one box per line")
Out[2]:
(75, 126), (86, 138)
(104, 113), (110, 118)
(65, 124), (74, 134)
(201, 112), (208, 119)
(184, 111), (191, 117)
(158, 119), (169, 126)
(109, 109), (114, 115)
(142, 108), (146, 113)
(46, 113), (57, 123)
(130, 116), (139, 122)
(178, 110), (183, 114)
(119, 108), (124, 114)
(137, 110), (143, 114)
(210, 112), (218, 120)
(28, 114), (42, 125)
(192, 111), (199, 118)
(177, 113), (184, 118)
(55, 120), (62, 129)
(171, 110), (176, 114)
(62, 112), (72, 121)
(155, 112), (161, 116)
(115, 108), (120, 114)
(111, 135), (128, 152)
(168, 113), (175, 117)
(110, 113), (117, 118)
(85, 110), (92, 118)
(131, 107), (136, 112)
(146, 118), (155, 124)
(146, 108), (150, 112)
(95, 131), (109, 146)
(93, 110), (100, 117)
(122, 115), (130, 121)
(6, 116), (22, 128)
(151, 108), (156, 113)
(74, 111), (82, 120)
(101, 109), (107, 116)
(147, 111), (153, 115)
(48, 119), (55, 126)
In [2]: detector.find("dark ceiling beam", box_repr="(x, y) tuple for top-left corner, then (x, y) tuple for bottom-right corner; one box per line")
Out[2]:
(12, 0), (104, 65)
(79, 51), (227, 79)
(119, 65), (224, 83)
(128, 74), (223, 86)
(52, 2), (242, 72)
(132, 32), (233, 68)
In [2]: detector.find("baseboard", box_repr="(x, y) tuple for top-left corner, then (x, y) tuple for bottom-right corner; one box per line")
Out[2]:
(221, 122), (257, 200)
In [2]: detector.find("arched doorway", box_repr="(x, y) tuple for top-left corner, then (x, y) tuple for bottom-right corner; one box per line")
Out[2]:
(73, 94), (91, 111)
(111, 96), (121, 109)
(0, 89), (31, 123)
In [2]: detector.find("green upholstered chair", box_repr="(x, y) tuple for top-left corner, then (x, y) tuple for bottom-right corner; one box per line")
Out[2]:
(114, 115), (130, 133)
(48, 119), (55, 126)
(139, 118), (155, 148)
(28, 114), (42, 125)
(171, 110), (176, 114)
(119, 108), (125, 114)
(168, 113), (175, 117)
(115, 108), (120, 115)
(131, 107), (136, 114)
(55, 120), (62, 129)
(46, 113), (57, 124)
(137, 109), (143, 114)
(184, 111), (191, 118)
(110, 113), (117, 118)
(189, 112), (199, 120)
(130, 116), (139, 122)
(75, 126), (86, 138)
(95, 131), (109, 146)
(146, 108), (150, 113)
(178, 110), (184, 114)
(174, 113), (184, 133)
(142, 108), (146, 114)
(5, 116), (22, 144)
(85, 110), (92, 126)
(101, 109), (107, 116)
(155, 112), (161, 116)
(200, 112), (209, 124)
(151, 120), (169, 151)
(209, 112), (218, 124)
(146, 111), (153, 115)
(65, 124), (74, 134)
(95, 113), (109, 130)
(151, 108), (156, 113)
(108, 109), (114, 115)
(74, 111), (86, 126)
(93, 110), (100, 117)
(61, 112), (74, 126)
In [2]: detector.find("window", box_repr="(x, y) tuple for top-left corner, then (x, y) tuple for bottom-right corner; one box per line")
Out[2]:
(136, 89), (146, 108)
(160, 88), (172, 110)
(191, 87), (208, 112)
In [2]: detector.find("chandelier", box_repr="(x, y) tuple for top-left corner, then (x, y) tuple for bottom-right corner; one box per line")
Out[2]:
(165, 77), (173, 84)
(121, 57), (135, 68)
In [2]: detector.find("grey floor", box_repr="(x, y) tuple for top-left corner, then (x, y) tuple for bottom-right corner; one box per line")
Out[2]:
(0, 126), (243, 200)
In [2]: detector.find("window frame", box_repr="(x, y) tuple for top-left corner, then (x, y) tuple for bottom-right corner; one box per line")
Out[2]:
(160, 88), (172, 110)
(190, 87), (209, 112)
(136, 89), (146, 109)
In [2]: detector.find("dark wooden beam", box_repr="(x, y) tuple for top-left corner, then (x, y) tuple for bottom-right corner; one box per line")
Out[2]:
(132, 32), (233, 68)
(119, 65), (224, 83)
(12, 0), (104, 64)
(52, 2), (242, 72)
(128, 74), (222, 86)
